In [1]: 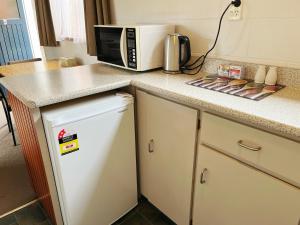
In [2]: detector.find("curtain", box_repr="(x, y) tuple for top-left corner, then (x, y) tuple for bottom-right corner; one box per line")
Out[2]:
(49, 0), (86, 43)
(84, 0), (111, 56)
(34, 0), (58, 46)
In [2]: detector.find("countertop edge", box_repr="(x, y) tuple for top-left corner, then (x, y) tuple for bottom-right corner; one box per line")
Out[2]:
(1, 80), (38, 108)
(2, 79), (132, 109)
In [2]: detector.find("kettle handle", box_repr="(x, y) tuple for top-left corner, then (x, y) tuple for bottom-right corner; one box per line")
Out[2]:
(179, 36), (191, 68)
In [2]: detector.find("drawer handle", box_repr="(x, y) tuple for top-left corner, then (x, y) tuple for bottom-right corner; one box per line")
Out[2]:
(238, 140), (262, 152)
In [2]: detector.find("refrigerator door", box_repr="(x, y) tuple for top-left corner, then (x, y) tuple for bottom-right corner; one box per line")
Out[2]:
(43, 96), (137, 225)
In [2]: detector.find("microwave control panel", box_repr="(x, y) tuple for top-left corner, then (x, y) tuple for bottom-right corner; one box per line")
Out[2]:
(126, 28), (137, 69)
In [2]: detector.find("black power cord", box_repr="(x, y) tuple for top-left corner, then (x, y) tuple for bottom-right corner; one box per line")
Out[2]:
(181, 0), (241, 75)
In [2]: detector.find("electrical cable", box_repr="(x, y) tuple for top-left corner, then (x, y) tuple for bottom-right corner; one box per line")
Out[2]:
(181, 0), (240, 75)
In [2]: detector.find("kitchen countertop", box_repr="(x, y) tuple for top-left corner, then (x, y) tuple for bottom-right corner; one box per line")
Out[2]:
(0, 64), (135, 108)
(1, 63), (300, 140)
(0, 59), (61, 77)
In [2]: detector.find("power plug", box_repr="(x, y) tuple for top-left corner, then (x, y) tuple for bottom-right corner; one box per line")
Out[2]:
(232, 0), (241, 7)
(228, 3), (242, 20)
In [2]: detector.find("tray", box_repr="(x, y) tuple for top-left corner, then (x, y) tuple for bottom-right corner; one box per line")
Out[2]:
(186, 75), (285, 101)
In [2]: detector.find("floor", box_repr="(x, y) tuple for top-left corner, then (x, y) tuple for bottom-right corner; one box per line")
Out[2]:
(0, 103), (36, 215)
(0, 203), (51, 225)
(113, 198), (176, 225)
(0, 198), (175, 225)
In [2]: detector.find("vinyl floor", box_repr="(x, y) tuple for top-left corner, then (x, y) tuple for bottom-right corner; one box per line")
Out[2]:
(0, 198), (176, 225)
(113, 197), (176, 225)
(0, 203), (50, 225)
(0, 104), (36, 216)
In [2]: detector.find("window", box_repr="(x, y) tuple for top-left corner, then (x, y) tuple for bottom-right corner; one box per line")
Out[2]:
(49, 0), (86, 43)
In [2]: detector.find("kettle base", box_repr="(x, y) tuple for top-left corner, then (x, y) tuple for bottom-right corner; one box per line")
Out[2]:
(163, 70), (182, 74)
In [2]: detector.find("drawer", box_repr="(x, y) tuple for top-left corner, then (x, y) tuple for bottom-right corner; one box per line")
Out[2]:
(200, 112), (300, 186)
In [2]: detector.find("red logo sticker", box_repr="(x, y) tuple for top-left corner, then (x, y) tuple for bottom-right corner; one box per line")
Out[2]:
(58, 129), (66, 139)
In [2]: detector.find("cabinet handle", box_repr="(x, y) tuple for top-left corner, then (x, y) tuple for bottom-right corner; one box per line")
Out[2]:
(148, 139), (154, 153)
(237, 140), (262, 152)
(200, 168), (208, 184)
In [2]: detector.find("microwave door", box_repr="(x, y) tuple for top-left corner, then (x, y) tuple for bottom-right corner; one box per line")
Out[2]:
(120, 28), (128, 67)
(97, 27), (125, 67)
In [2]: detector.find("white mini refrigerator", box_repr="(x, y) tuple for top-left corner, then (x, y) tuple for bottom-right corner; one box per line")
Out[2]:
(42, 94), (138, 225)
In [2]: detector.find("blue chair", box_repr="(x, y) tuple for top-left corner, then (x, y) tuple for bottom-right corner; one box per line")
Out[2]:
(0, 76), (17, 146)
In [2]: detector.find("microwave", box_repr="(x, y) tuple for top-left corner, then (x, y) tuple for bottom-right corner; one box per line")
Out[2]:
(94, 24), (175, 71)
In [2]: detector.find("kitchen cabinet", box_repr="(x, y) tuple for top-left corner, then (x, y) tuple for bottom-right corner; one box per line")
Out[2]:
(193, 145), (300, 225)
(137, 90), (198, 225)
(200, 112), (300, 187)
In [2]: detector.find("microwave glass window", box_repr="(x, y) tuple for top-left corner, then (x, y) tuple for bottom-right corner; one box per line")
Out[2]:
(95, 27), (125, 67)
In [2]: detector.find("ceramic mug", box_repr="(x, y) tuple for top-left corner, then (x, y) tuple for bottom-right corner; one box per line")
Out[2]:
(254, 65), (266, 84)
(265, 66), (278, 85)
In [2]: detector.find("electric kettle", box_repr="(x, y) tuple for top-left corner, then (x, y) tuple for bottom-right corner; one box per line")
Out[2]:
(163, 33), (191, 74)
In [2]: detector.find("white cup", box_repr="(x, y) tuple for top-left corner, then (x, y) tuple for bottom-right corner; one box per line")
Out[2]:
(254, 65), (266, 84)
(265, 66), (278, 85)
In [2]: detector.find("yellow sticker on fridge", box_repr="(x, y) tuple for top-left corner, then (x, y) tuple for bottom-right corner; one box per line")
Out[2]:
(59, 134), (79, 155)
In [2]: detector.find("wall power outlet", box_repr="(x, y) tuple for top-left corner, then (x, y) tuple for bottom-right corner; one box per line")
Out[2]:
(228, 4), (242, 20)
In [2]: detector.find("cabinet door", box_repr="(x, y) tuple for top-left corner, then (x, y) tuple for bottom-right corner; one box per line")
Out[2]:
(137, 90), (198, 225)
(193, 145), (300, 225)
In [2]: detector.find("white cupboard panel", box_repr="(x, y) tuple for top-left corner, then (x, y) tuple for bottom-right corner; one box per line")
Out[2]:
(137, 90), (198, 225)
(193, 145), (300, 225)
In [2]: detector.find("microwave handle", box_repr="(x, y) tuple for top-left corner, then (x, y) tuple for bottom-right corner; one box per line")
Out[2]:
(120, 28), (128, 67)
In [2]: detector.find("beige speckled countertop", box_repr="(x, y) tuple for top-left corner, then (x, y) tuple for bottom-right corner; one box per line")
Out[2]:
(1, 63), (300, 140)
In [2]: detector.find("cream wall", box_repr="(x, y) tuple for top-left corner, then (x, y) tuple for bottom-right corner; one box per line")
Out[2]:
(43, 41), (98, 65)
(110, 0), (300, 69)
